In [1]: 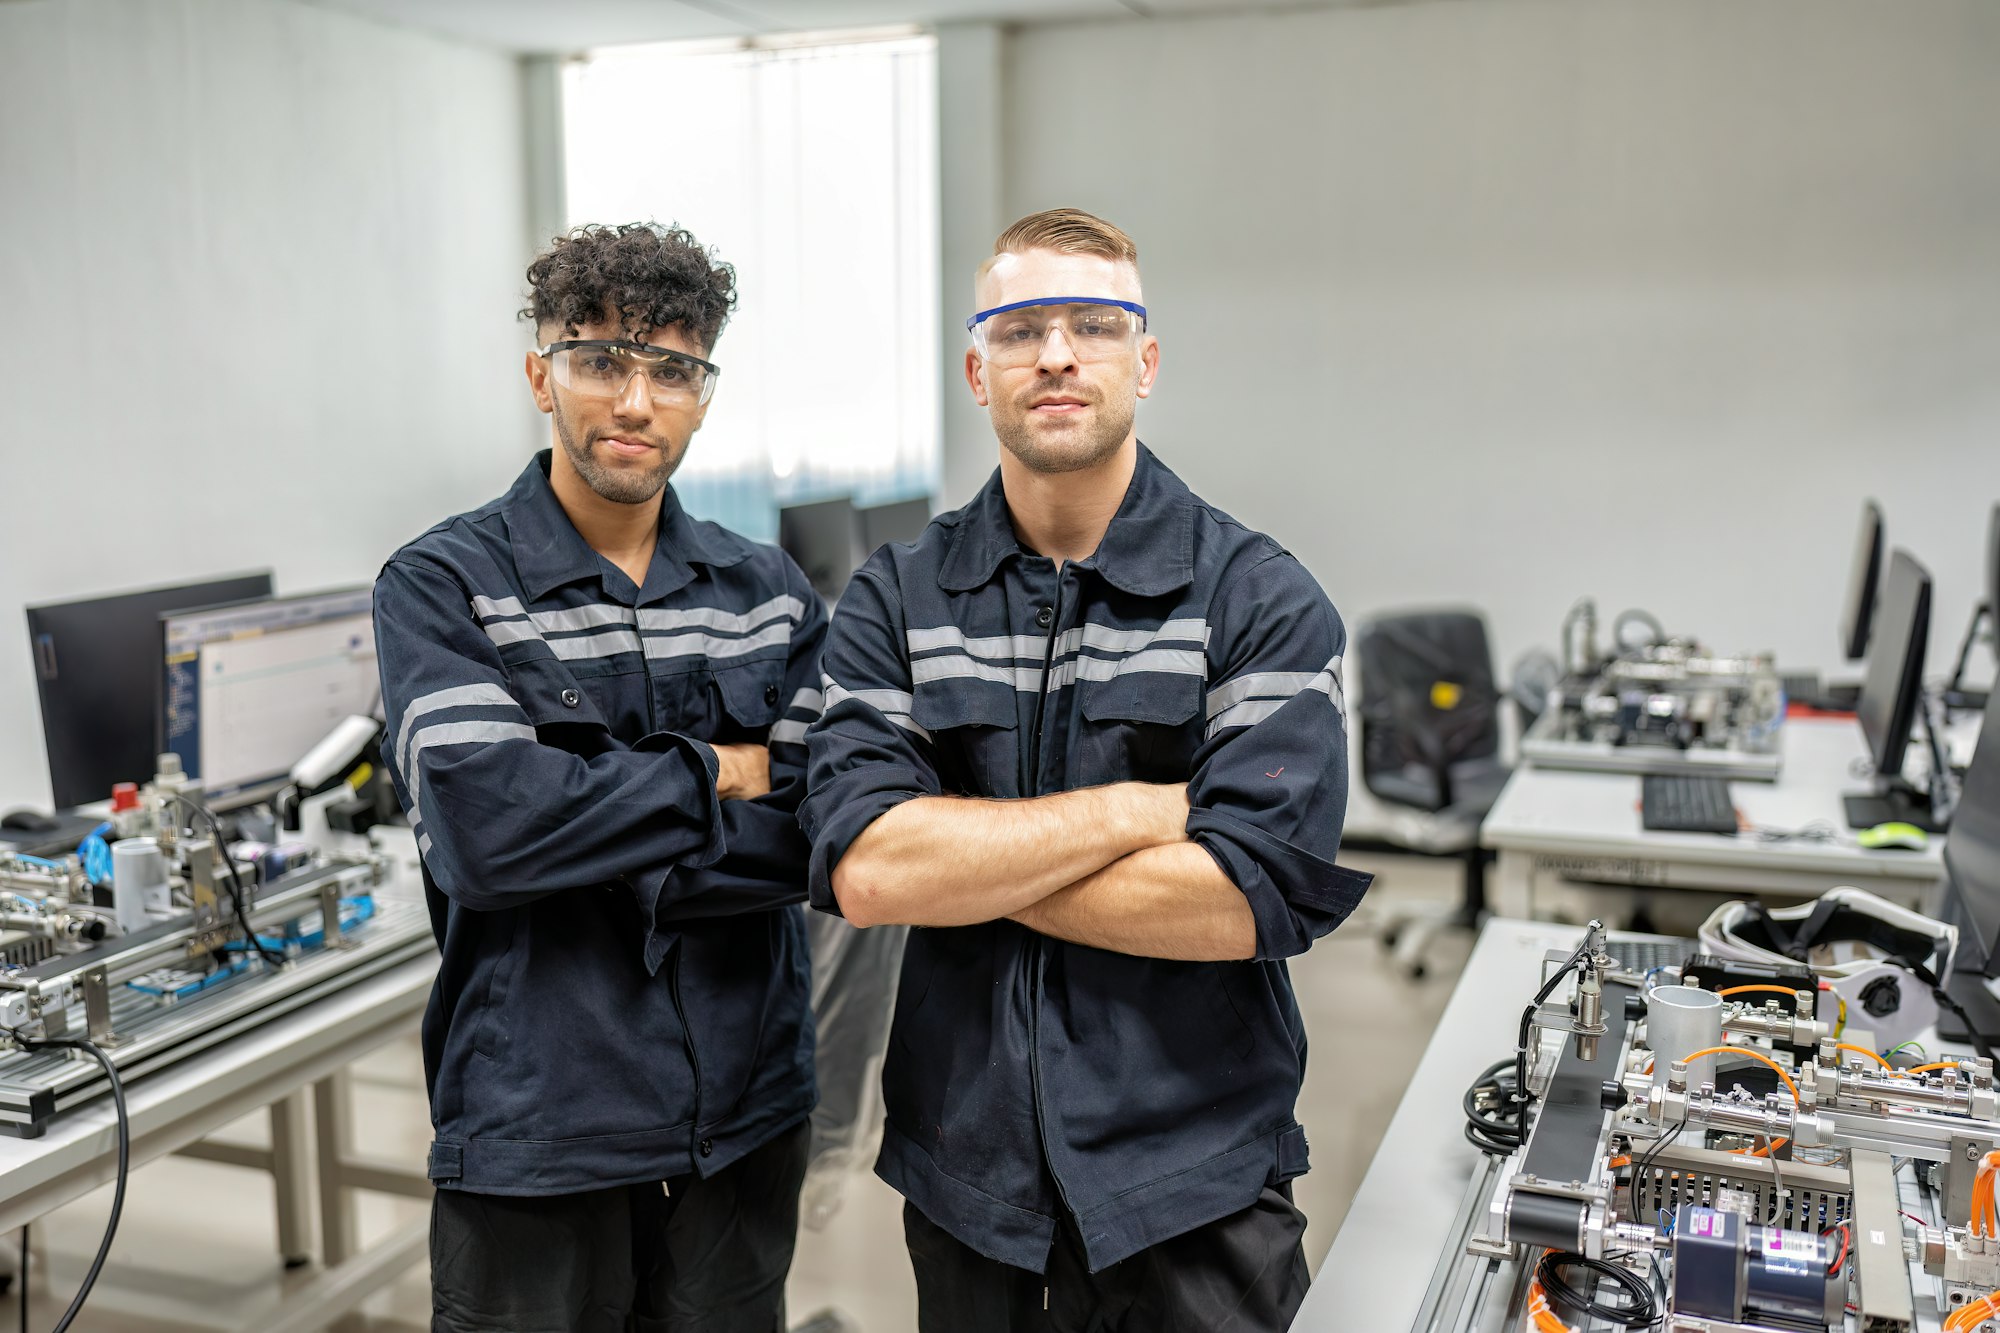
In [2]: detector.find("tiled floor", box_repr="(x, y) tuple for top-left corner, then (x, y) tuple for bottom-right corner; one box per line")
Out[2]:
(13, 850), (1469, 1331)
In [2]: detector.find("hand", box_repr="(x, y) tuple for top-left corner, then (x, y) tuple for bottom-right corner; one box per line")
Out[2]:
(712, 744), (772, 801)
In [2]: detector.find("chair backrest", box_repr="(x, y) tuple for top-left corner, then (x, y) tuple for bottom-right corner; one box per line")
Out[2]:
(1356, 609), (1502, 811)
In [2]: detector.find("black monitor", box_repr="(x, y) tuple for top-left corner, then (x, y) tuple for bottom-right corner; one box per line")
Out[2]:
(1947, 503), (2000, 711)
(1840, 500), (1885, 663)
(858, 497), (933, 554)
(1845, 549), (1941, 831)
(26, 572), (275, 809)
(779, 497), (864, 601)
(1934, 688), (2000, 1042)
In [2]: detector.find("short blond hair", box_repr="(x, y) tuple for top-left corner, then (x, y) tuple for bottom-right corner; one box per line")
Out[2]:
(990, 208), (1139, 265)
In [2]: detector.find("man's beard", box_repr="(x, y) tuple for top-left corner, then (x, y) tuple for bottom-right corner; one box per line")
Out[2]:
(992, 381), (1134, 475)
(553, 396), (682, 504)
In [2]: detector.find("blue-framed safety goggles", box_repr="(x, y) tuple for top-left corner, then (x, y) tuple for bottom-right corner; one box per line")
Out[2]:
(966, 297), (1149, 366)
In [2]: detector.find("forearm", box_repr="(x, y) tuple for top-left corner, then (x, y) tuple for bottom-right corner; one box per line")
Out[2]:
(1010, 842), (1256, 962)
(831, 783), (1185, 928)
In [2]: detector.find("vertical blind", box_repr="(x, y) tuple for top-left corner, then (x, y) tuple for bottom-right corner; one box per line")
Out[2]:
(563, 35), (941, 540)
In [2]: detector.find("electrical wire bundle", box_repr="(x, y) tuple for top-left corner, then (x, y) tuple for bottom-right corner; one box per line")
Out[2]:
(1526, 1250), (1659, 1332)
(163, 794), (287, 973)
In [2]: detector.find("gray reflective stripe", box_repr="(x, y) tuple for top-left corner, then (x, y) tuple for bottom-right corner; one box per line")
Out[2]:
(1205, 670), (1322, 719)
(1074, 647), (1206, 681)
(822, 679), (929, 741)
(530, 603), (635, 633)
(417, 831), (432, 857)
(550, 628), (643, 660)
(394, 683), (521, 779)
(786, 687), (825, 716)
(639, 595), (802, 635)
(1205, 697), (1289, 735)
(824, 680), (916, 714)
(643, 621), (790, 662)
(906, 626), (1046, 659)
(483, 619), (544, 648)
(910, 656), (1042, 689)
(472, 595), (527, 621)
(1204, 654), (1345, 738)
(769, 719), (809, 745)
(407, 720), (539, 831)
(1077, 618), (1210, 653)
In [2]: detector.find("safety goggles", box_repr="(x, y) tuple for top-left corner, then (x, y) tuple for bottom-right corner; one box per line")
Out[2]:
(538, 340), (720, 407)
(965, 297), (1148, 368)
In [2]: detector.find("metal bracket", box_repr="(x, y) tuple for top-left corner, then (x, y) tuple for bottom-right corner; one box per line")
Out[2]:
(81, 966), (117, 1047)
(320, 877), (352, 952)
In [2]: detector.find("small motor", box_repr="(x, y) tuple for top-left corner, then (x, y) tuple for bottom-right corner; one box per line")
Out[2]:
(1671, 1205), (1843, 1325)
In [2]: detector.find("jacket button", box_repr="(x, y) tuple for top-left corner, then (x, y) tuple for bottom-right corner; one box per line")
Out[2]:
(699, 1138), (713, 1157)
(764, 684), (779, 706)
(1036, 606), (1053, 629)
(560, 688), (580, 708)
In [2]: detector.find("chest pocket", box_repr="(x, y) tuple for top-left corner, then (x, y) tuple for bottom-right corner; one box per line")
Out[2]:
(708, 659), (786, 743)
(1076, 672), (1205, 784)
(911, 682), (1022, 799)
(509, 657), (621, 756)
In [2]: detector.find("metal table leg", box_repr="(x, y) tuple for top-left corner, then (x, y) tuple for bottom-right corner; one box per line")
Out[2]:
(271, 1090), (315, 1268)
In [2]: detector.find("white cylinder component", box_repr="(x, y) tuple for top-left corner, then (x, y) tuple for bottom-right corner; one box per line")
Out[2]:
(1649, 984), (1724, 1093)
(111, 837), (168, 931)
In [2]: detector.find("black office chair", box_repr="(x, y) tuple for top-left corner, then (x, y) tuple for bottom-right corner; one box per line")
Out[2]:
(1352, 610), (1513, 978)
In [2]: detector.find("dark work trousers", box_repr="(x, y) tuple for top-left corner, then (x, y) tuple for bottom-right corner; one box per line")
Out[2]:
(430, 1120), (810, 1333)
(904, 1184), (1311, 1333)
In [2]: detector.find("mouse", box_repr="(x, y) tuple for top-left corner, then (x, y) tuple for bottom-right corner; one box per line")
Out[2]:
(0, 809), (61, 834)
(1858, 821), (1929, 852)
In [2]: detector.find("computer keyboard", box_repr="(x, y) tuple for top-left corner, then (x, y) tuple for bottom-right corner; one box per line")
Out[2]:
(1641, 774), (1739, 835)
(1603, 937), (1697, 975)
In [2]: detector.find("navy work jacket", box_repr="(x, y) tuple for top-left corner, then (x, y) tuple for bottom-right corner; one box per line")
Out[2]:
(801, 444), (1372, 1273)
(374, 452), (825, 1196)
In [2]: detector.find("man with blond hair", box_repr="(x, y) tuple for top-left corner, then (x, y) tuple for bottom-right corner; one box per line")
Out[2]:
(801, 208), (1369, 1330)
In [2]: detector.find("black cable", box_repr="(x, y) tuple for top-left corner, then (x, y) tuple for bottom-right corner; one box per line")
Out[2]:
(1510, 938), (1593, 1133)
(18, 1221), (27, 1333)
(13, 1038), (127, 1333)
(1462, 1058), (1525, 1155)
(1629, 1119), (1689, 1228)
(1536, 1250), (1660, 1328)
(164, 795), (287, 973)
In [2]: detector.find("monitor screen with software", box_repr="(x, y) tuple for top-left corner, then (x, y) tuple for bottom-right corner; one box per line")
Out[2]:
(26, 571), (275, 810)
(1840, 499), (1884, 663)
(160, 588), (377, 806)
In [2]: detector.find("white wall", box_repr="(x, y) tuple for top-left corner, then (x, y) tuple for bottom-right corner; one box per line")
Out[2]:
(0, 0), (538, 808)
(977, 0), (2000, 687)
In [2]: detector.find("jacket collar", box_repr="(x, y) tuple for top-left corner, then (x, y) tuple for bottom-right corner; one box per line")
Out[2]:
(504, 451), (750, 604)
(938, 442), (1195, 597)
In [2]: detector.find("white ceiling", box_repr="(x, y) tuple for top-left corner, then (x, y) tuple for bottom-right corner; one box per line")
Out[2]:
(298, 0), (1387, 54)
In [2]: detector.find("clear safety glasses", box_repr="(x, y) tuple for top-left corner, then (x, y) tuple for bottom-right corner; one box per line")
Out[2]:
(966, 298), (1148, 369)
(539, 340), (720, 408)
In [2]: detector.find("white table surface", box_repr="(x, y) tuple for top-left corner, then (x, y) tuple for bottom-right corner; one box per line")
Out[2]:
(1482, 716), (1958, 883)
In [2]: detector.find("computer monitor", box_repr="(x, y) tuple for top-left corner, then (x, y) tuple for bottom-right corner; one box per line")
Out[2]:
(160, 588), (377, 807)
(25, 572), (275, 809)
(1945, 503), (2000, 711)
(1845, 549), (1941, 831)
(858, 497), (933, 554)
(1840, 500), (1885, 663)
(779, 497), (864, 601)
(1934, 688), (2000, 1041)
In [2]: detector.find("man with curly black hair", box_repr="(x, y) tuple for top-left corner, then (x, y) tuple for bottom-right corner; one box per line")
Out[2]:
(373, 223), (824, 1331)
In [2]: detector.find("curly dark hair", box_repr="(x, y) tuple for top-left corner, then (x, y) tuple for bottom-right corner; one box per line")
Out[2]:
(521, 223), (738, 352)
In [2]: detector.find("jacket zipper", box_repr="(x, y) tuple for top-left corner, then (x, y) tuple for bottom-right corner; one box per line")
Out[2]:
(1025, 573), (1076, 1225)
(667, 940), (704, 1164)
